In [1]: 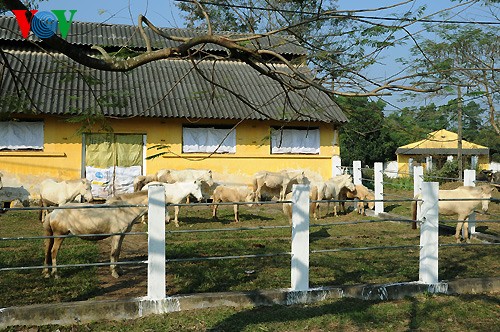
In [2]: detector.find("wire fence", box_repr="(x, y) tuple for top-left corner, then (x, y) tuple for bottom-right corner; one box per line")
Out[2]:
(1, 169), (499, 304)
(2, 192), (497, 275)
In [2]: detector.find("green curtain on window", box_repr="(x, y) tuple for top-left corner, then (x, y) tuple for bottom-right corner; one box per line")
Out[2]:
(85, 134), (142, 168)
(85, 133), (114, 168)
(115, 134), (143, 167)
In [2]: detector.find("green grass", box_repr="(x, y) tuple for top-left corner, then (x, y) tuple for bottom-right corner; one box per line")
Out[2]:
(5, 293), (500, 331)
(0, 211), (101, 307)
(0, 194), (499, 308)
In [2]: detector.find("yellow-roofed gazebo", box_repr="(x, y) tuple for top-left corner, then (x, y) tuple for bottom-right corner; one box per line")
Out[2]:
(396, 129), (489, 176)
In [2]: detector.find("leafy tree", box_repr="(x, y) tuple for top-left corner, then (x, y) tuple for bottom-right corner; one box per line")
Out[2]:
(336, 96), (398, 166)
(404, 23), (499, 135)
(175, 0), (429, 96)
(0, 0), (40, 13)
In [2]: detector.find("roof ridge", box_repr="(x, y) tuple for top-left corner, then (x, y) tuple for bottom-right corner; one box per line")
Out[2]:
(0, 16), (306, 55)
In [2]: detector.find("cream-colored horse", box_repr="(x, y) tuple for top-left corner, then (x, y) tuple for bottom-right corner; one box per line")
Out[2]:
(42, 191), (148, 279)
(252, 170), (306, 202)
(39, 178), (93, 223)
(312, 174), (356, 218)
(338, 184), (375, 215)
(412, 185), (495, 243)
(142, 180), (203, 227)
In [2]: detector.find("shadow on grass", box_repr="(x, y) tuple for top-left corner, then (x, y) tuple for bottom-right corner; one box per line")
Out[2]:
(384, 204), (402, 213)
(310, 228), (331, 242)
(210, 292), (500, 332)
(178, 209), (275, 226)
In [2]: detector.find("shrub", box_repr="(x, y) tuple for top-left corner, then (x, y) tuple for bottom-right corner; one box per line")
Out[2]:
(424, 160), (459, 183)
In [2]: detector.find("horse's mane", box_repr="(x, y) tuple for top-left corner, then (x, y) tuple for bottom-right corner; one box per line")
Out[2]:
(107, 191), (148, 202)
(63, 178), (86, 184)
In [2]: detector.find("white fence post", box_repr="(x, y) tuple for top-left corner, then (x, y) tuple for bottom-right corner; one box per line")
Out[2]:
(463, 169), (477, 236)
(374, 162), (384, 214)
(419, 182), (439, 284)
(147, 185), (166, 300)
(353, 160), (362, 185)
(291, 184), (310, 291)
(463, 169), (476, 187)
(332, 155), (342, 177)
(413, 166), (423, 221)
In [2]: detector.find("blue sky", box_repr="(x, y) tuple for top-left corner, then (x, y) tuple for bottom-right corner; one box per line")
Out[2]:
(36, 0), (183, 26)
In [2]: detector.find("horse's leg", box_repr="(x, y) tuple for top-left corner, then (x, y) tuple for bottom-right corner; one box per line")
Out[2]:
(252, 178), (259, 202)
(254, 178), (263, 203)
(358, 201), (365, 215)
(463, 217), (470, 243)
(110, 235), (125, 278)
(165, 210), (170, 224)
(455, 220), (464, 243)
(42, 224), (53, 278)
(174, 205), (180, 227)
(50, 236), (65, 279)
(233, 204), (239, 222)
(212, 203), (218, 220)
(309, 201), (318, 220)
(255, 186), (261, 202)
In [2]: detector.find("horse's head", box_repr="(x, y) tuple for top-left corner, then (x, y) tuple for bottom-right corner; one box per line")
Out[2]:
(480, 184), (495, 212)
(156, 169), (171, 183)
(295, 171), (307, 184)
(81, 179), (93, 202)
(191, 180), (204, 202)
(245, 191), (256, 207)
(339, 175), (355, 191)
(205, 170), (214, 186)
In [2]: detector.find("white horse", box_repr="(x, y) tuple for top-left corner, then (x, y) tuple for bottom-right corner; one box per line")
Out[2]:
(0, 171), (3, 190)
(142, 180), (203, 227)
(313, 174), (356, 218)
(412, 184), (495, 243)
(43, 191), (148, 279)
(39, 178), (93, 223)
(156, 169), (214, 202)
(252, 169), (306, 202)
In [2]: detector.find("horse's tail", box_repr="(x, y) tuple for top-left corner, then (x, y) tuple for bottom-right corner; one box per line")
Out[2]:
(252, 173), (265, 202)
(39, 198), (44, 223)
(310, 185), (318, 219)
(411, 197), (417, 230)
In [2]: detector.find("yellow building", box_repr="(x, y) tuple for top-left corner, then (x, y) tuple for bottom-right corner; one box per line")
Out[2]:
(396, 129), (489, 176)
(0, 18), (347, 199)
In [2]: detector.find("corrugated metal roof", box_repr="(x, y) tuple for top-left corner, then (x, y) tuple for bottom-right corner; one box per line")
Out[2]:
(0, 48), (347, 123)
(0, 16), (306, 56)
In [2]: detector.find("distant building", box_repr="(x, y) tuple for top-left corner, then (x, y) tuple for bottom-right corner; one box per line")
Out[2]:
(396, 129), (489, 176)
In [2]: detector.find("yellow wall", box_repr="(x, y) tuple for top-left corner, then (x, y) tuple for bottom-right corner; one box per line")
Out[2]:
(0, 117), (84, 181)
(397, 154), (490, 177)
(0, 116), (340, 190)
(152, 119), (339, 181)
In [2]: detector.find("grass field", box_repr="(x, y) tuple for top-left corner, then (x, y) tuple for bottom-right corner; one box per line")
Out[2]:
(1, 184), (499, 309)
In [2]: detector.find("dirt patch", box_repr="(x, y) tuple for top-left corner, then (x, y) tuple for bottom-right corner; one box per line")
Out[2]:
(94, 223), (149, 300)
